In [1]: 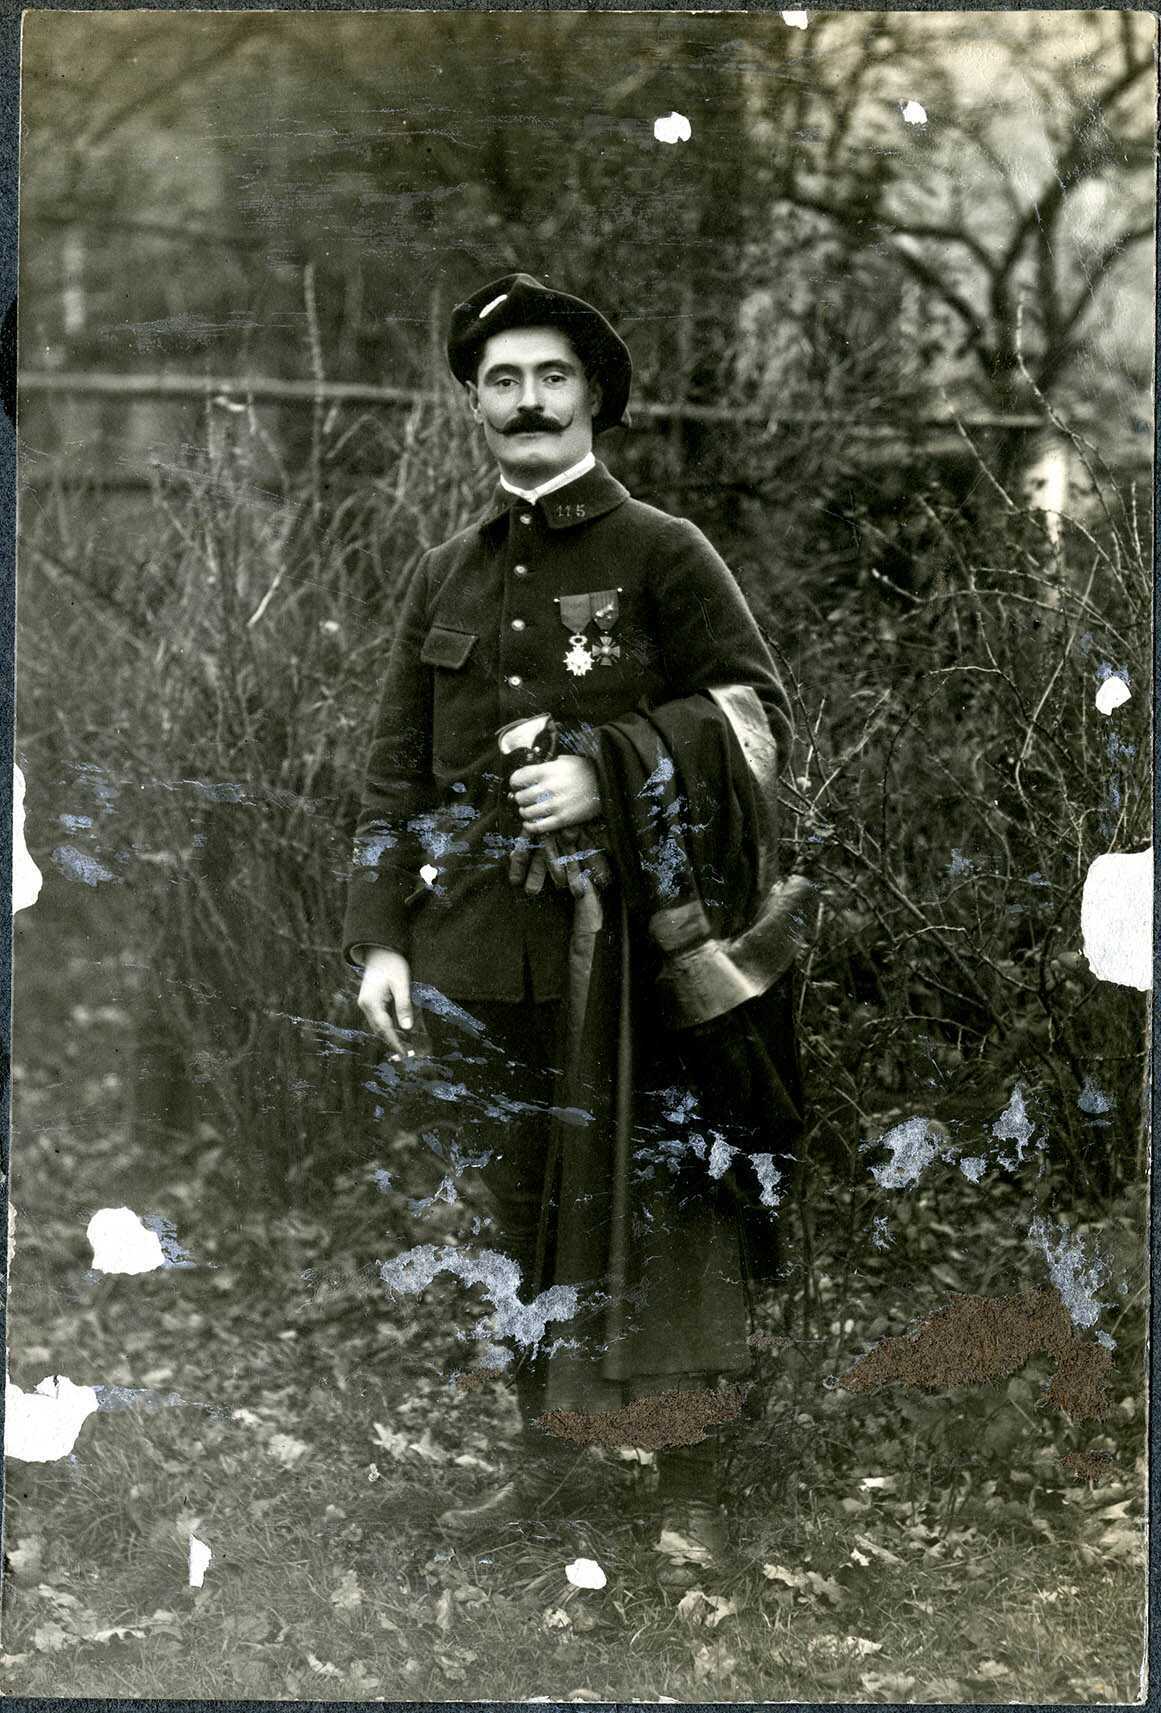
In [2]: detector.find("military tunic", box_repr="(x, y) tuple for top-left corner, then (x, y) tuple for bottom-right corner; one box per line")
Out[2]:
(343, 460), (791, 1001)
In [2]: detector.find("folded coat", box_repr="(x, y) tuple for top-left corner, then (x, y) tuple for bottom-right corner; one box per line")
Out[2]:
(533, 685), (811, 1419)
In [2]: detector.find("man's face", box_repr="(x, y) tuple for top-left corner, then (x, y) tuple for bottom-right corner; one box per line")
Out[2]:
(467, 326), (602, 484)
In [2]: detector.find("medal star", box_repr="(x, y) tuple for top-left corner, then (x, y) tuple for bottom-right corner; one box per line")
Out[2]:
(565, 640), (594, 676)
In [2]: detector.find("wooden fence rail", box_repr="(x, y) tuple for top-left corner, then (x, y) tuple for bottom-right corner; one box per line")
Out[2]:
(17, 369), (1059, 432)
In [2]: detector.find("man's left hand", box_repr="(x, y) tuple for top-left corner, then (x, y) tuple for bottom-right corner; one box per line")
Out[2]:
(510, 755), (601, 834)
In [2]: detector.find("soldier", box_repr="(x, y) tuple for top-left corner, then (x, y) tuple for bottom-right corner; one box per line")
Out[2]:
(344, 273), (800, 1575)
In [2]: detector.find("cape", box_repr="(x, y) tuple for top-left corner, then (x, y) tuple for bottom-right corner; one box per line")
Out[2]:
(532, 685), (814, 1420)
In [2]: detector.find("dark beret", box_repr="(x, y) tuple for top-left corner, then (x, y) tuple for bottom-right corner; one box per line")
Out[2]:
(446, 272), (632, 436)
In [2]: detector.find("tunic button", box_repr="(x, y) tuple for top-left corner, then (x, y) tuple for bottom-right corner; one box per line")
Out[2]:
(519, 512), (532, 526)
(507, 674), (523, 688)
(513, 564), (529, 577)
(510, 618), (526, 631)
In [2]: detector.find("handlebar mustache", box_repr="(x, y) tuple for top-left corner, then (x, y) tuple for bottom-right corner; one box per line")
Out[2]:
(504, 416), (563, 435)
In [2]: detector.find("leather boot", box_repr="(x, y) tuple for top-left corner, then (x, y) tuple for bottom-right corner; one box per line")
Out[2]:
(654, 1496), (729, 1590)
(437, 1453), (578, 1535)
(653, 1436), (728, 1590)
(438, 1419), (579, 1535)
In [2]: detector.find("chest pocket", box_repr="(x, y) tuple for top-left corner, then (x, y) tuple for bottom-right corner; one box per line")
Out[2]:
(421, 624), (478, 670)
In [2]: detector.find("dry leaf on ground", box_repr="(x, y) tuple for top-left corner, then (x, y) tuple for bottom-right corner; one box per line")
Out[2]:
(654, 1528), (713, 1566)
(266, 1432), (310, 1467)
(330, 1569), (363, 1612)
(860, 1670), (917, 1696)
(676, 1590), (737, 1628)
(853, 1532), (904, 1567)
(692, 1641), (738, 1683)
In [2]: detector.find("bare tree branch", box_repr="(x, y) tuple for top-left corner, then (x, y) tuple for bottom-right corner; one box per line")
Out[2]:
(79, 18), (266, 151)
(1058, 221), (1155, 343)
(994, 51), (1154, 290)
(888, 242), (991, 352)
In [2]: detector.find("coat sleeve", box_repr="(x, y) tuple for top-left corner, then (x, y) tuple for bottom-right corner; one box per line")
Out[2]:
(341, 552), (435, 966)
(645, 516), (794, 771)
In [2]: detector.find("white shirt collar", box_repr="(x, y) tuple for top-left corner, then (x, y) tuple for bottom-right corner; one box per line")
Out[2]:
(499, 451), (595, 506)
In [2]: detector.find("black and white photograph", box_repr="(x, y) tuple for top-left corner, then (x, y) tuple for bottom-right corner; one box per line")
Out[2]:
(4, 6), (1153, 1703)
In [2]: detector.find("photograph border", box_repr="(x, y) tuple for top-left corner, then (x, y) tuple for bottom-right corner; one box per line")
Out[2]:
(1, 3), (1156, 1710)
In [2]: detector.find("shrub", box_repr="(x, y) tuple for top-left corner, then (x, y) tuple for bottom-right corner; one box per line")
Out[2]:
(19, 391), (1148, 1292)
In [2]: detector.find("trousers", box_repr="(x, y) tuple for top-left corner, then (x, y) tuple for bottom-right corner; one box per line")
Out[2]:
(423, 983), (565, 1424)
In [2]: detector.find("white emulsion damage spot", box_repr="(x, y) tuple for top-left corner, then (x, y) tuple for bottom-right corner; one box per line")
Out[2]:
(379, 1244), (579, 1353)
(87, 1206), (167, 1275)
(566, 1557), (608, 1590)
(1029, 1216), (1107, 1331)
(1096, 675), (1131, 715)
(5, 1374), (100, 1461)
(1078, 1078), (1113, 1116)
(654, 112), (692, 145)
(12, 766), (44, 913)
(780, 10), (809, 27)
(991, 1081), (1035, 1168)
(51, 845), (118, 886)
(1081, 848), (1152, 991)
(867, 1114), (937, 1188)
(748, 1152), (783, 1209)
(901, 99), (928, 125)
(188, 1535), (213, 1588)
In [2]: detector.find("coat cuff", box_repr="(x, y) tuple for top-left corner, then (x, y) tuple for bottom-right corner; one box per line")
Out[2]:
(342, 870), (411, 969)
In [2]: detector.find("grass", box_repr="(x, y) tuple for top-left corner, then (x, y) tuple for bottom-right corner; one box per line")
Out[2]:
(2, 995), (1147, 1704)
(3, 1350), (1146, 1702)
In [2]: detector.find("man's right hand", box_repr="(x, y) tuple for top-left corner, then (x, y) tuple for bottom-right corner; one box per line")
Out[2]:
(357, 947), (415, 1058)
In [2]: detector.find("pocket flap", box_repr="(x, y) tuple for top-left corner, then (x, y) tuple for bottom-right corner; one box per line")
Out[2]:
(421, 624), (478, 669)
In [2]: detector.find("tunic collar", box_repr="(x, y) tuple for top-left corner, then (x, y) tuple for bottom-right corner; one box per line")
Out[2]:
(479, 458), (630, 533)
(499, 451), (595, 504)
